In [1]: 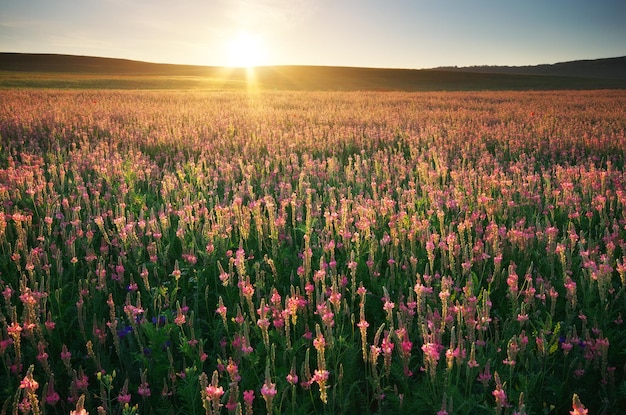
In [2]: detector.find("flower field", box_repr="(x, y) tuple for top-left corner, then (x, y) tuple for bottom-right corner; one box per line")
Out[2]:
(1, 89), (625, 414)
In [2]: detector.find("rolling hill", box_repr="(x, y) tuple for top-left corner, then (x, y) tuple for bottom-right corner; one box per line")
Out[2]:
(437, 56), (626, 80)
(1, 52), (625, 91)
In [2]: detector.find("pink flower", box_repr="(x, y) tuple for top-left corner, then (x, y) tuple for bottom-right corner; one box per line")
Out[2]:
(19, 375), (39, 393)
(492, 388), (507, 409)
(243, 389), (255, 405)
(261, 380), (277, 399)
(492, 372), (508, 410)
(206, 243), (215, 254)
(171, 261), (182, 280)
(561, 340), (573, 354)
(7, 322), (22, 338)
(138, 382), (151, 397)
(70, 395), (88, 415)
(44, 376), (60, 405)
(61, 344), (72, 364)
(477, 362), (492, 385)
(117, 392), (131, 405)
(257, 317), (270, 330)
(205, 384), (224, 400)
(570, 393), (588, 415)
(383, 299), (395, 313)
(313, 332), (326, 351)
(421, 342), (441, 363)
(313, 369), (329, 383)
(286, 371), (298, 385)
(226, 358), (241, 383)
(357, 285), (367, 296)
(313, 369), (330, 403)
(239, 280), (255, 299)
(400, 339), (413, 356)
(75, 372), (89, 390)
(45, 318), (56, 331)
(45, 390), (60, 405)
(261, 378), (277, 413)
(381, 336), (394, 355)
(2, 286), (13, 300)
(174, 312), (186, 326)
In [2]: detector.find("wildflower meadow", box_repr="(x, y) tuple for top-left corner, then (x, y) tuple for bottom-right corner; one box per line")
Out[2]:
(1, 89), (625, 414)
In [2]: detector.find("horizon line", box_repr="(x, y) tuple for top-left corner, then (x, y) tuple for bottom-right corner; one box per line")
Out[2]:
(2, 51), (625, 72)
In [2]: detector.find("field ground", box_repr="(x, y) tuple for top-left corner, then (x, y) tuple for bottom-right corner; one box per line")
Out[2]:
(1, 86), (626, 414)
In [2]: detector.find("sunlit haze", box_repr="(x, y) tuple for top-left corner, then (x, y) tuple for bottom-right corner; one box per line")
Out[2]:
(226, 32), (266, 68)
(1, 0), (624, 69)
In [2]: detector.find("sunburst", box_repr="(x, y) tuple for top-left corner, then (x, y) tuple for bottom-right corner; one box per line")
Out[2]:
(226, 32), (265, 68)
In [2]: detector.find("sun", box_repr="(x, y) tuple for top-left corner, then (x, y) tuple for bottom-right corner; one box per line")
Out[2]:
(226, 32), (265, 68)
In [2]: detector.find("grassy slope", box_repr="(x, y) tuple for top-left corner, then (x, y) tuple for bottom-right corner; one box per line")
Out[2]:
(437, 56), (626, 79)
(1, 53), (626, 91)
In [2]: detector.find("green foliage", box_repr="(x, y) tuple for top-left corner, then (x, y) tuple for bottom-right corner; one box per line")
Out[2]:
(1, 89), (625, 414)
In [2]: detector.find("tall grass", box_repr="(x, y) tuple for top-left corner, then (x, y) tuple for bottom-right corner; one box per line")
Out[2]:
(1, 89), (625, 414)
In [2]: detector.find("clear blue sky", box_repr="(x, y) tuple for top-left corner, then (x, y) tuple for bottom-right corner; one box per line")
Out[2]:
(1, 0), (624, 69)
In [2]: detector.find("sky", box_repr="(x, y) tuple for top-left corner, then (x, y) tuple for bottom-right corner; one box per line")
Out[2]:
(1, 0), (625, 69)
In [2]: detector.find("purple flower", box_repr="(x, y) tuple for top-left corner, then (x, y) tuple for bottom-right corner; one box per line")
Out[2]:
(117, 325), (132, 338)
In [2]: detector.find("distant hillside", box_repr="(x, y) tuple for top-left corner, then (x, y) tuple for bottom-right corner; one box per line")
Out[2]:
(438, 56), (626, 79)
(0, 53), (212, 75)
(2, 53), (626, 91)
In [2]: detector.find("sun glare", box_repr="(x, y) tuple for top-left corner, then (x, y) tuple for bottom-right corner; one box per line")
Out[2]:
(226, 32), (265, 68)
